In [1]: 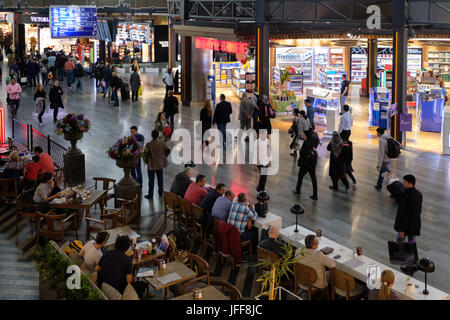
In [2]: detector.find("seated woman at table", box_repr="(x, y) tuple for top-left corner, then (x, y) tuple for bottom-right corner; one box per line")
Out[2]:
(2, 151), (24, 193)
(367, 270), (399, 300)
(24, 155), (42, 190)
(33, 172), (62, 213)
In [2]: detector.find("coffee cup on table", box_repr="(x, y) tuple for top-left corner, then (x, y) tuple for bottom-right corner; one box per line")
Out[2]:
(316, 229), (322, 238)
(356, 247), (362, 256)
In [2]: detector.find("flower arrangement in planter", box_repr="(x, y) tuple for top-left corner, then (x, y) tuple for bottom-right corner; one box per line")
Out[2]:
(106, 136), (144, 163)
(56, 113), (91, 140)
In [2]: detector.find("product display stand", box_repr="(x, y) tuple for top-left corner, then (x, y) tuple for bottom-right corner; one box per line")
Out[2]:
(369, 87), (391, 129)
(417, 87), (445, 132)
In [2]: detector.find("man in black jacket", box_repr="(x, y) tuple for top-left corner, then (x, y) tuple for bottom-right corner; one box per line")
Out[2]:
(259, 226), (285, 258)
(110, 72), (122, 106)
(213, 94), (232, 147)
(102, 65), (113, 98)
(394, 174), (422, 276)
(169, 167), (193, 198)
(163, 90), (179, 128)
(72, 61), (84, 93)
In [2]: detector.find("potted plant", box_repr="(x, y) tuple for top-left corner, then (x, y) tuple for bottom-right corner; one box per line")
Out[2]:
(255, 243), (303, 300)
(35, 241), (104, 300)
(106, 136), (144, 187)
(56, 113), (91, 156)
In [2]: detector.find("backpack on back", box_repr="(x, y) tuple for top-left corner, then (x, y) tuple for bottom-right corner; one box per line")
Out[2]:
(386, 137), (401, 158)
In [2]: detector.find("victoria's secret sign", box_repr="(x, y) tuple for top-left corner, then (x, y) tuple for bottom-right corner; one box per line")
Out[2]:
(195, 37), (247, 55)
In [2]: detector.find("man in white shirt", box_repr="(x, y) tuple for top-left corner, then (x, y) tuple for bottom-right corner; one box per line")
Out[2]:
(79, 231), (109, 272)
(253, 131), (272, 192)
(162, 67), (174, 96)
(295, 235), (336, 290)
(338, 104), (353, 141)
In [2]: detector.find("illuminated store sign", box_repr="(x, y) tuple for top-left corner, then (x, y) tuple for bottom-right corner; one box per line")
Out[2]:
(195, 37), (248, 55)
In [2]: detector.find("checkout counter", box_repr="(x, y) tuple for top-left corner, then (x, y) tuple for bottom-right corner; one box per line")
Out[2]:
(416, 85), (445, 132)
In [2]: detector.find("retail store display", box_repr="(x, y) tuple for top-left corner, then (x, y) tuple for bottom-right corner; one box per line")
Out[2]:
(369, 87), (391, 129)
(428, 51), (450, 75)
(378, 70), (393, 90)
(317, 68), (347, 91)
(350, 47), (368, 82)
(214, 62), (238, 87)
(276, 47), (313, 82)
(416, 86), (445, 132)
(232, 68), (255, 99)
(207, 75), (216, 107)
(329, 48), (344, 68)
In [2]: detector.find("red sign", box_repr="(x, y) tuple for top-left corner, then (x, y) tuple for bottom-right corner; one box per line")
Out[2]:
(195, 37), (247, 55)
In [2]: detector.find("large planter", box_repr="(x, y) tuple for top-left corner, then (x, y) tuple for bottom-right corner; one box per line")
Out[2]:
(39, 274), (61, 300)
(114, 159), (141, 203)
(64, 131), (83, 156)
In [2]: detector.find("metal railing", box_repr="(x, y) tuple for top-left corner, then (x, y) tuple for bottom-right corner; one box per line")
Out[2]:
(11, 120), (68, 168)
(254, 286), (303, 300)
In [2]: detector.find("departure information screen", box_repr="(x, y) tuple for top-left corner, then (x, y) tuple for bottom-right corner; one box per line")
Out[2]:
(50, 6), (97, 38)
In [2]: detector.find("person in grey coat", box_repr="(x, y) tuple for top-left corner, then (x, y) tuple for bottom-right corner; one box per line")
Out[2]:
(130, 67), (141, 102)
(143, 130), (171, 200)
(239, 92), (254, 132)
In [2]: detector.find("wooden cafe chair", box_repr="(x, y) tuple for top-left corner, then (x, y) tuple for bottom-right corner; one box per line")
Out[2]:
(293, 262), (328, 300)
(15, 189), (38, 235)
(212, 279), (242, 300)
(116, 194), (140, 225)
(0, 177), (21, 204)
(88, 177), (116, 209)
(170, 253), (211, 296)
(257, 246), (281, 277)
(85, 206), (123, 241)
(330, 268), (364, 300)
(178, 197), (203, 238)
(36, 210), (79, 249)
(163, 191), (180, 231)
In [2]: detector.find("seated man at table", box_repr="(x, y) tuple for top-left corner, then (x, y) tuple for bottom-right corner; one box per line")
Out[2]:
(200, 183), (225, 214)
(227, 192), (259, 251)
(258, 226), (285, 258)
(79, 231), (109, 273)
(96, 235), (147, 298)
(169, 167), (193, 197)
(211, 189), (235, 222)
(24, 155), (42, 189)
(184, 174), (208, 206)
(33, 172), (61, 213)
(295, 234), (336, 290)
(33, 146), (54, 175)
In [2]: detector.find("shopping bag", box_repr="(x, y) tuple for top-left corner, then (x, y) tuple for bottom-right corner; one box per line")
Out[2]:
(138, 85), (143, 96)
(388, 240), (418, 266)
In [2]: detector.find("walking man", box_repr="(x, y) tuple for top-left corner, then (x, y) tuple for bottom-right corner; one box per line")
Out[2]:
(162, 67), (174, 96)
(163, 90), (179, 129)
(338, 104), (353, 141)
(253, 131), (272, 192)
(7, 77), (22, 118)
(213, 94), (233, 147)
(340, 74), (349, 114)
(64, 57), (75, 88)
(375, 127), (393, 190)
(238, 92), (254, 137)
(72, 60), (84, 93)
(130, 126), (145, 186)
(394, 174), (422, 275)
(143, 130), (170, 200)
(305, 98), (315, 129)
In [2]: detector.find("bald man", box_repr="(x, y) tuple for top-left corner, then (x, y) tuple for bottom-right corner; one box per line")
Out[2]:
(258, 226), (285, 258)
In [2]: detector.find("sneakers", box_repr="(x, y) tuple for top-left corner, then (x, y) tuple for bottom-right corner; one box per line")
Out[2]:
(352, 182), (358, 188)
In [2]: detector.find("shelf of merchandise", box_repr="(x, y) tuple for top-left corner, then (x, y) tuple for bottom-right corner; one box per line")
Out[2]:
(378, 70), (393, 90)
(213, 62), (239, 87)
(351, 52), (368, 83)
(329, 50), (344, 68)
(428, 51), (450, 74)
(377, 54), (393, 70)
(318, 68), (347, 91)
(232, 68), (255, 98)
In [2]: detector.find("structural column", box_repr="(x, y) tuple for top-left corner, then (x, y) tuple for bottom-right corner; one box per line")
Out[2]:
(256, 23), (270, 96)
(367, 38), (378, 98)
(168, 17), (177, 69)
(181, 36), (192, 106)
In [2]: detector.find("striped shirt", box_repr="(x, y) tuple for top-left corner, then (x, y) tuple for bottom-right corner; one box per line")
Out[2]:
(227, 202), (258, 233)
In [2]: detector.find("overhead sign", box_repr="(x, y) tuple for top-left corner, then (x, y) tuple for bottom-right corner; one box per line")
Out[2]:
(50, 6), (97, 38)
(195, 37), (248, 55)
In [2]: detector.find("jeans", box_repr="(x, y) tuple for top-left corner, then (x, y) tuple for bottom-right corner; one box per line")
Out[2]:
(168, 114), (174, 129)
(257, 165), (269, 192)
(38, 103), (46, 123)
(72, 77), (83, 92)
(217, 123), (227, 146)
(340, 95), (348, 113)
(147, 169), (164, 198)
(41, 72), (48, 87)
(103, 81), (110, 97)
(396, 233), (416, 243)
(295, 165), (318, 197)
(66, 70), (74, 87)
(376, 161), (392, 188)
(9, 99), (20, 117)
(57, 67), (65, 82)
(112, 88), (119, 106)
(53, 106), (60, 122)
(131, 158), (143, 185)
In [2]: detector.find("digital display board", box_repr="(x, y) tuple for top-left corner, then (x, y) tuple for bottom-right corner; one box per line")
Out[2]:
(116, 22), (150, 44)
(97, 20), (111, 42)
(50, 6), (97, 38)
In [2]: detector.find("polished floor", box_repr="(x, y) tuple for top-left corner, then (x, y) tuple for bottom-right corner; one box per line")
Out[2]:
(0, 65), (450, 299)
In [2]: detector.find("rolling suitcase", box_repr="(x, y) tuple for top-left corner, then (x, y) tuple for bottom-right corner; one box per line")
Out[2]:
(386, 180), (405, 203)
(121, 83), (130, 101)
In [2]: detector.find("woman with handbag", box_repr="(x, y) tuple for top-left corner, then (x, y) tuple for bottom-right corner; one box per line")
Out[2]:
(49, 80), (64, 122)
(34, 84), (46, 126)
(163, 90), (179, 128)
(257, 95), (275, 136)
(154, 112), (172, 142)
(327, 131), (350, 191)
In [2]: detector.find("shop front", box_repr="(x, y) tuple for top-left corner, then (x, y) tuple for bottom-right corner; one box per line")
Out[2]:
(113, 21), (151, 63)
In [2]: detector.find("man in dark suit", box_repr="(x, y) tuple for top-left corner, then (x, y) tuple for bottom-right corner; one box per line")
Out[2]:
(258, 226), (285, 258)
(394, 174), (422, 275)
(213, 94), (232, 147)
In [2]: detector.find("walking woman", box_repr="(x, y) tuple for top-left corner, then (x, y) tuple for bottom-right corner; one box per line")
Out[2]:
(34, 84), (46, 126)
(154, 112), (171, 141)
(292, 128), (320, 200)
(342, 138), (357, 187)
(200, 100), (212, 146)
(49, 80), (64, 122)
(257, 95), (274, 136)
(327, 131), (350, 191)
